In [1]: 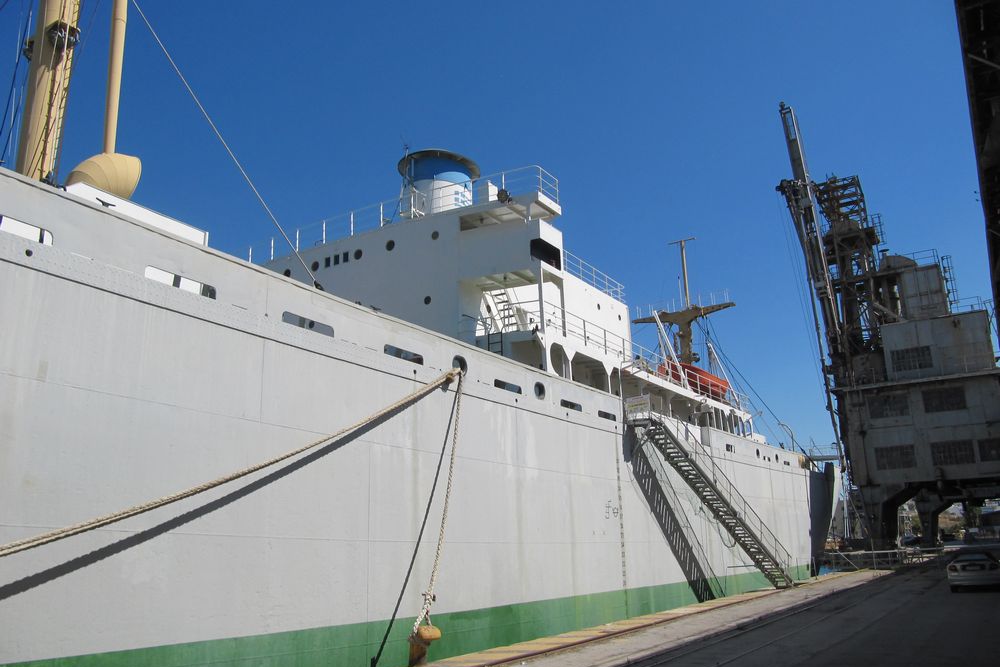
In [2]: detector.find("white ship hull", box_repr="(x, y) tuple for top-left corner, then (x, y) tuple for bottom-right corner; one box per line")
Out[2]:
(0, 167), (833, 665)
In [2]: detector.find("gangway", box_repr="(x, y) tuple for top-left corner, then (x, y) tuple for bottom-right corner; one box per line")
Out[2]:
(631, 435), (726, 601)
(627, 399), (794, 588)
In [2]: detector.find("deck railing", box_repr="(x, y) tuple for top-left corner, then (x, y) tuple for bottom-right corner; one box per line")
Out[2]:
(245, 165), (558, 264)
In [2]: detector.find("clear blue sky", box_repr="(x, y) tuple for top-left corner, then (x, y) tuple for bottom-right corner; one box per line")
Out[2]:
(1, 1), (989, 450)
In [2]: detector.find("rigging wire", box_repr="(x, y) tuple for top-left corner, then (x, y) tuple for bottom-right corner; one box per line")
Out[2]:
(129, 0), (322, 290)
(700, 317), (809, 457)
(0, 3), (31, 165)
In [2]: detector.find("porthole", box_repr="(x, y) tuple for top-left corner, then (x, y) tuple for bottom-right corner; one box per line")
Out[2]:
(423, 296), (432, 305)
(283, 268), (291, 277)
(386, 240), (395, 251)
(618, 314), (622, 321)
(24, 249), (33, 257)
(597, 303), (601, 310)
(310, 260), (319, 271)
(534, 382), (546, 399)
(452, 355), (468, 373)
(431, 230), (439, 240)
(354, 249), (363, 260)
(756, 449), (760, 458)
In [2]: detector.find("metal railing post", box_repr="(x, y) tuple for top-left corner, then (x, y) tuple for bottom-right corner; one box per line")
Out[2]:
(350, 211), (355, 236)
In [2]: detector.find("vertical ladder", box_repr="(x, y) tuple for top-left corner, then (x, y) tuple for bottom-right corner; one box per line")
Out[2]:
(644, 417), (794, 588)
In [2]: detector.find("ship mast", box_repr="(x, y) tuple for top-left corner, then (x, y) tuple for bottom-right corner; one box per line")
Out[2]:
(633, 238), (735, 365)
(14, 0), (81, 182)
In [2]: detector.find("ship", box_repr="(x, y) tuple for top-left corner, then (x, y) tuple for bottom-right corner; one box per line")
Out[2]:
(0, 2), (837, 665)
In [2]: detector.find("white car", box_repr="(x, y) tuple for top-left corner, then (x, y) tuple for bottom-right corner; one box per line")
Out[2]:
(946, 552), (1000, 592)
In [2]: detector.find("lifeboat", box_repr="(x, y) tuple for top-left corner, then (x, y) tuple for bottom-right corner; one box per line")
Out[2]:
(680, 363), (729, 402)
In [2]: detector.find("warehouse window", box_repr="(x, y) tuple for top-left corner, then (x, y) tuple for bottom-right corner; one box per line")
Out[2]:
(922, 387), (966, 413)
(890, 346), (932, 372)
(978, 439), (1000, 462)
(874, 445), (916, 470)
(931, 440), (975, 466)
(867, 393), (909, 419)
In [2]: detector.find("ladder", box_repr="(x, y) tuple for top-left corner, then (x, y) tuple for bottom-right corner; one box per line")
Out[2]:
(639, 417), (794, 588)
(632, 436), (725, 601)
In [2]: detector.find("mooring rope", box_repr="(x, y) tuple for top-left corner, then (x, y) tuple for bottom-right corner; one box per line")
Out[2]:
(0, 368), (459, 559)
(410, 370), (464, 635)
(369, 371), (465, 667)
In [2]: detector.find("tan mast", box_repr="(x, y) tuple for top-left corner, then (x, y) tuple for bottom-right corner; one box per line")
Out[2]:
(633, 237), (735, 365)
(67, 0), (141, 198)
(14, 0), (81, 182)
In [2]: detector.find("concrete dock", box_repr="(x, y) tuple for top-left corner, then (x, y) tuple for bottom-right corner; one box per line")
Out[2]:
(430, 559), (998, 667)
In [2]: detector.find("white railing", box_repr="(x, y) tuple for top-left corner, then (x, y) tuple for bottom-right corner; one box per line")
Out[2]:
(461, 297), (630, 360)
(563, 250), (625, 300)
(626, 341), (746, 407)
(634, 290), (732, 319)
(245, 165), (559, 264)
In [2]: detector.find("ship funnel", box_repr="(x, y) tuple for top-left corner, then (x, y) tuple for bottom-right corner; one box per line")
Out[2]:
(397, 149), (480, 216)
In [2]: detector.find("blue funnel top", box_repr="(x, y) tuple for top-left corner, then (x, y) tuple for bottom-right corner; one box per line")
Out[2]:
(397, 149), (481, 184)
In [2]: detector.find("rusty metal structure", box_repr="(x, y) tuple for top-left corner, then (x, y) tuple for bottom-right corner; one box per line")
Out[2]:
(777, 103), (1000, 548)
(955, 0), (1000, 334)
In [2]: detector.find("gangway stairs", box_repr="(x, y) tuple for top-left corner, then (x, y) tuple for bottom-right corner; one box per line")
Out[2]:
(631, 434), (726, 601)
(627, 401), (794, 588)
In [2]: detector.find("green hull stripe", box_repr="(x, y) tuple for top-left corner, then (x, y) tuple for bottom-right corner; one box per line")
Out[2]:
(7, 566), (809, 667)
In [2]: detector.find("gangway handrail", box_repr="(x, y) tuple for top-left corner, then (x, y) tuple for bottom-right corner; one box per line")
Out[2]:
(634, 436), (726, 599)
(658, 416), (794, 581)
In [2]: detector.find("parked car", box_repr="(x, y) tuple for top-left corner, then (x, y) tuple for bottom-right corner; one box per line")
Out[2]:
(946, 552), (1000, 592)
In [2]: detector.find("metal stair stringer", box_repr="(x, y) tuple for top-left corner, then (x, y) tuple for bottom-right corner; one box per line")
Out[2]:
(632, 433), (726, 601)
(647, 418), (795, 588)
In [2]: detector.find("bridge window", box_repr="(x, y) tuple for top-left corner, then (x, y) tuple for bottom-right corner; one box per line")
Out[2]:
(597, 410), (617, 421)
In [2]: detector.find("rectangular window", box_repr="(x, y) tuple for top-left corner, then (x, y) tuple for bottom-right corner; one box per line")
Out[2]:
(342, 251), (349, 264)
(384, 344), (423, 365)
(493, 379), (522, 394)
(144, 266), (216, 299)
(874, 445), (916, 470)
(560, 399), (583, 412)
(598, 410), (617, 422)
(334, 254), (340, 266)
(890, 346), (933, 372)
(281, 311), (334, 338)
(978, 439), (1000, 462)
(0, 215), (53, 245)
(921, 387), (967, 413)
(931, 440), (975, 466)
(324, 257), (331, 268)
(867, 393), (909, 419)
